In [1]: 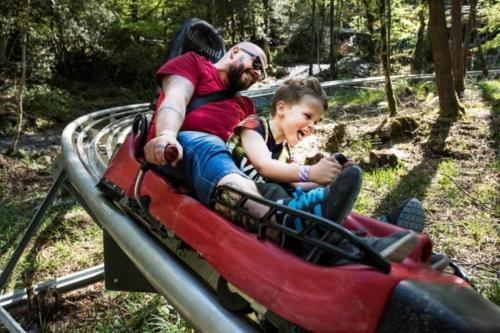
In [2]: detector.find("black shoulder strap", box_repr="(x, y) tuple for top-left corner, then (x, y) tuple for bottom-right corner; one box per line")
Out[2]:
(186, 89), (234, 113)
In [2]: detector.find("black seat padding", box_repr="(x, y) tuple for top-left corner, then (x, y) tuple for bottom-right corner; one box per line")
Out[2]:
(377, 280), (500, 333)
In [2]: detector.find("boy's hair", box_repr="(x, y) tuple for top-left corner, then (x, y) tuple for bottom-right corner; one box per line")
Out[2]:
(271, 77), (328, 116)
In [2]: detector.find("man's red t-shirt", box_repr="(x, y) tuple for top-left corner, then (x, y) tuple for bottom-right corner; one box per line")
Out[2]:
(148, 52), (256, 142)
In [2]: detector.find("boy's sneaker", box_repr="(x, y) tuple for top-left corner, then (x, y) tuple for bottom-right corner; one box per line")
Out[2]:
(431, 253), (450, 271)
(329, 230), (417, 264)
(278, 166), (362, 251)
(323, 165), (363, 225)
(279, 166), (363, 231)
(381, 198), (425, 232)
(362, 230), (417, 262)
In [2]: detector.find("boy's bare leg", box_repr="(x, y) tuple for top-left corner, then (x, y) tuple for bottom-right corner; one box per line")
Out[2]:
(214, 173), (279, 240)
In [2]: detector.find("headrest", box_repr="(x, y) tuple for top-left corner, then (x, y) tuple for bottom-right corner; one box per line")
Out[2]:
(166, 18), (226, 63)
(131, 114), (148, 161)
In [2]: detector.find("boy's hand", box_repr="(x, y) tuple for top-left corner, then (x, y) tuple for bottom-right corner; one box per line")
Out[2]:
(144, 130), (183, 166)
(309, 157), (342, 185)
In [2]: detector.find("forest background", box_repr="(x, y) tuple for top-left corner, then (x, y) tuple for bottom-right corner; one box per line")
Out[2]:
(0, 0), (499, 332)
(0, 0), (498, 134)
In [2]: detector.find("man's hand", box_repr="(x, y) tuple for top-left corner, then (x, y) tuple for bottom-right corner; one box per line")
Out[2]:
(144, 130), (183, 166)
(309, 156), (343, 185)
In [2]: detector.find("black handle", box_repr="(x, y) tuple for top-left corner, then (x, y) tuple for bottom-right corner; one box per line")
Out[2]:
(333, 153), (348, 165)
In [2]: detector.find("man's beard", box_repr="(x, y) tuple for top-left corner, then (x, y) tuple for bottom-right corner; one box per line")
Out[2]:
(227, 64), (252, 93)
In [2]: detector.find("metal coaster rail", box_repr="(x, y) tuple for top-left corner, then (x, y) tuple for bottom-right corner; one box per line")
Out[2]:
(0, 70), (498, 332)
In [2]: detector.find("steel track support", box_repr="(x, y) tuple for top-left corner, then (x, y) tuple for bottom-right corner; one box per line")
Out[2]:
(0, 170), (106, 333)
(0, 169), (67, 290)
(0, 306), (24, 333)
(0, 170), (67, 332)
(0, 265), (104, 309)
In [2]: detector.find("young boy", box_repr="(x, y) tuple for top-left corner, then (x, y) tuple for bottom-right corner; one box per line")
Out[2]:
(227, 78), (417, 261)
(227, 78), (342, 191)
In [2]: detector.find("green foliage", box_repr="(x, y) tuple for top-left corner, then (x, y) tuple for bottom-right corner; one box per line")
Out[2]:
(411, 80), (437, 101)
(366, 165), (405, 191)
(328, 87), (386, 107)
(390, 0), (420, 50)
(479, 0), (500, 49)
(477, 79), (500, 113)
(20, 81), (152, 125)
(24, 84), (73, 122)
(349, 134), (373, 157)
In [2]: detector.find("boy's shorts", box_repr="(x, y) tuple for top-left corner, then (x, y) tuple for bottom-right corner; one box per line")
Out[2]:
(165, 131), (248, 205)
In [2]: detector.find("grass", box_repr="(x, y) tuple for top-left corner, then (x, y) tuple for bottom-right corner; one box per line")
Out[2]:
(78, 293), (191, 333)
(477, 80), (500, 113)
(328, 86), (386, 108)
(347, 134), (373, 157)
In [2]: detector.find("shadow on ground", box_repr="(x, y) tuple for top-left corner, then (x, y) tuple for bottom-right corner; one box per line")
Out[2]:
(374, 113), (458, 216)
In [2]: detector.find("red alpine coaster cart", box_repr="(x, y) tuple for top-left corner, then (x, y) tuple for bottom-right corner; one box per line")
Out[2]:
(98, 18), (500, 333)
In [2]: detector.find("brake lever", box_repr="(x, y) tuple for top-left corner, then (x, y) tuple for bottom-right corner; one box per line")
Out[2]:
(164, 145), (179, 163)
(333, 153), (348, 165)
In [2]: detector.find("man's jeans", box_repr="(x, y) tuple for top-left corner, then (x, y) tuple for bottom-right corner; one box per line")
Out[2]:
(164, 131), (247, 205)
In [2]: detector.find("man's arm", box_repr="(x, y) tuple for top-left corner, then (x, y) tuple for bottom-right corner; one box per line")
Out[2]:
(144, 75), (195, 166)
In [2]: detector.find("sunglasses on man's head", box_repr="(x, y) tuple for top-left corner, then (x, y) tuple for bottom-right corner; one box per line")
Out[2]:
(241, 48), (266, 79)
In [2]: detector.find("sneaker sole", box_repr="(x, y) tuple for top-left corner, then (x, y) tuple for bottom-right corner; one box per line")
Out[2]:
(325, 165), (363, 225)
(380, 231), (417, 262)
(394, 199), (425, 232)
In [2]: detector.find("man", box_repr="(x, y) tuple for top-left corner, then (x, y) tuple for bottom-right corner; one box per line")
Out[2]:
(144, 42), (416, 262)
(144, 42), (283, 221)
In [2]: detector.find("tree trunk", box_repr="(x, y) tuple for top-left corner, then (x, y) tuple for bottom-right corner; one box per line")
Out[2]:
(309, 0), (317, 76)
(387, 0), (391, 60)
(318, 1), (327, 72)
(462, 0), (473, 73)
(379, 0), (397, 116)
(427, 0), (464, 118)
(0, 4), (13, 67)
(361, 0), (376, 61)
(7, 0), (29, 156)
(474, 29), (488, 77)
(0, 31), (8, 67)
(206, 0), (216, 24)
(230, 1), (236, 44)
(130, 0), (138, 22)
(238, 11), (246, 40)
(262, 37), (271, 65)
(336, 0), (344, 31)
(335, 0), (343, 57)
(263, 0), (271, 36)
(250, 9), (256, 39)
(451, 0), (465, 94)
(469, 0), (488, 77)
(412, 4), (426, 73)
(329, 0), (337, 78)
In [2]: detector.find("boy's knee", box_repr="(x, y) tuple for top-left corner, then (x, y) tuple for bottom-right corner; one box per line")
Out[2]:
(216, 173), (271, 219)
(217, 173), (259, 196)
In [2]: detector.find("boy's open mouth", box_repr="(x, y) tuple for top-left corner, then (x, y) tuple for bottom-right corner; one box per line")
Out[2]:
(297, 130), (305, 141)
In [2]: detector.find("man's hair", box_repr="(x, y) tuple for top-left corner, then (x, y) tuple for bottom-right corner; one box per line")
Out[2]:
(271, 77), (328, 116)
